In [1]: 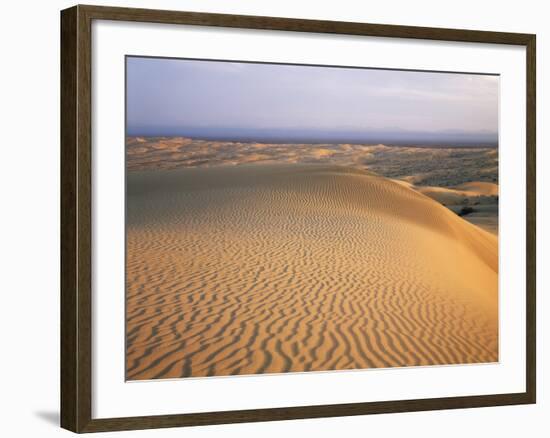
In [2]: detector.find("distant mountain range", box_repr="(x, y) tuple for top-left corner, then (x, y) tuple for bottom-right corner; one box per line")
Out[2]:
(126, 127), (498, 148)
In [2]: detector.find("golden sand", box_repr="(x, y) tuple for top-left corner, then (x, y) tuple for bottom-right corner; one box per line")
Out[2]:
(126, 164), (498, 380)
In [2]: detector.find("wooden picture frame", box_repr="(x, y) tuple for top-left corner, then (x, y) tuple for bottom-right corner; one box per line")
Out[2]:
(61, 4), (536, 433)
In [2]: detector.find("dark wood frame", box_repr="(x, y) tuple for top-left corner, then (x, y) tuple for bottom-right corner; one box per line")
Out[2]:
(61, 4), (536, 433)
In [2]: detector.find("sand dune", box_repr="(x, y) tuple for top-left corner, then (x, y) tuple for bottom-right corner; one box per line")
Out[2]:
(454, 181), (499, 196)
(126, 137), (499, 189)
(391, 179), (498, 203)
(126, 164), (498, 380)
(416, 183), (498, 204)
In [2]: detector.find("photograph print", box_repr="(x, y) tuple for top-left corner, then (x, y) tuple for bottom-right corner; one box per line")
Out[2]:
(125, 56), (499, 381)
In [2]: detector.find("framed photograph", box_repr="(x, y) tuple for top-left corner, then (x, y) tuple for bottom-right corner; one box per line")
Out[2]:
(60, 4), (536, 433)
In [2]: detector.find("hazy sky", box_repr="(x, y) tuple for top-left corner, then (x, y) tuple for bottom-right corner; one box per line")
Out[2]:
(126, 56), (499, 144)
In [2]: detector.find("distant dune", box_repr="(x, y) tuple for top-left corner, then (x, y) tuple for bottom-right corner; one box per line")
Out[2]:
(416, 182), (498, 203)
(392, 179), (499, 235)
(126, 164), (498, 380)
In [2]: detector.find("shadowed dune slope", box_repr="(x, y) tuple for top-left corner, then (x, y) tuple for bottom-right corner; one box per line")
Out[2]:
(126, 164), (498, 380)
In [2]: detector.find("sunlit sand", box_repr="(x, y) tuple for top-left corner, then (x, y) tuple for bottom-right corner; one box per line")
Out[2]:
(126, 164), (498, 380)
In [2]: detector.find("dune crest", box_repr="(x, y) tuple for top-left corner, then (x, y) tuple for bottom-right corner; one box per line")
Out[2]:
(126, 164), (498, 380)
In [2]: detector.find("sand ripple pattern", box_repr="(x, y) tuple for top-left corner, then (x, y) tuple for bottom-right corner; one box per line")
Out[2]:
(126, 164), (498, 380)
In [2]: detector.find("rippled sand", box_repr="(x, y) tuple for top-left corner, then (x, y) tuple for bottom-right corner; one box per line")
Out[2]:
(391, 179), (499, 235)
(126, 164), (498, 380)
